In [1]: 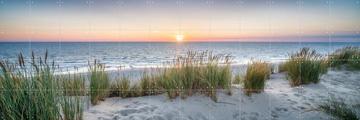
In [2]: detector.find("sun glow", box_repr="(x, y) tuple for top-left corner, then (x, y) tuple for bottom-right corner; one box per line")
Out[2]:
(175, 34), (184, 42)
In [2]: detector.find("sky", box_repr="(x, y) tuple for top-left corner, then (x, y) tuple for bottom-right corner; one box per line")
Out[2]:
(0, 0), (359, 42)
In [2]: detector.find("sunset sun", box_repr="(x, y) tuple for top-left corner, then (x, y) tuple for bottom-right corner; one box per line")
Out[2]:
(175, 34), (184, 42)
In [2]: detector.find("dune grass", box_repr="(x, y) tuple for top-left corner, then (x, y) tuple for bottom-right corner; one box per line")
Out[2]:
(156, 51), (232, 102)
(158, 68), (183, 99)
(109, 72), (163, 98)
(232, 74), (242, 85)
(60, 73), (86, 96)
(128, 84), (142, 97)
(203, 59), (232, 101)
(243, 61), (271, 96)
(319, 99), (358, 120)
(109, 76), (130, 98)
(61, 96), (84, 120)
(0, 52), (60, 120)
(0, 51), (84, 120)
(89, 60), (110, 105)
(139, 72), (162, 96)
(106, 51), (232, 102)
(329, 46), (360, 70)
(59, 73), (85, 120)
(349, 53), (360, 70)
(282, 48), (327, 86)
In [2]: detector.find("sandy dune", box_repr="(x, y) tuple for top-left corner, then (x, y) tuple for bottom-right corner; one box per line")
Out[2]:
(84, 70), (360, 120)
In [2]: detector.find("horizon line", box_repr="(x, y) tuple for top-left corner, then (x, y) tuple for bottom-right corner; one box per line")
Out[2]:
(1, 34), (359, 43)
(1, 41), (359, 43)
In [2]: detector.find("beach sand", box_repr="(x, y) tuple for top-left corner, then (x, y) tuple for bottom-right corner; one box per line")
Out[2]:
(83, 69), (360, 120)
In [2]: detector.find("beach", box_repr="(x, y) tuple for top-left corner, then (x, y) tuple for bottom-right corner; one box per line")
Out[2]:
(83, 69), (360, 120)
(1, 43), (360, 120)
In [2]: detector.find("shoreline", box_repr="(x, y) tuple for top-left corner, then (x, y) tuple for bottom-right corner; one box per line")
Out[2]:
(58, 64), (251, 83)
(56, 62), (282, 77)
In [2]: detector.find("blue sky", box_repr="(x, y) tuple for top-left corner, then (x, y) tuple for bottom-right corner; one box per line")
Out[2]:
(0, 0), (359, 42)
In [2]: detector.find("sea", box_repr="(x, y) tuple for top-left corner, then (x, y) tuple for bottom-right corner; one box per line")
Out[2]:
(0, 42), (359, 74)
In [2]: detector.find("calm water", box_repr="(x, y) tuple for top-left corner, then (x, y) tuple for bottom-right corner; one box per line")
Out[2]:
(0, 42), (359, 73)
